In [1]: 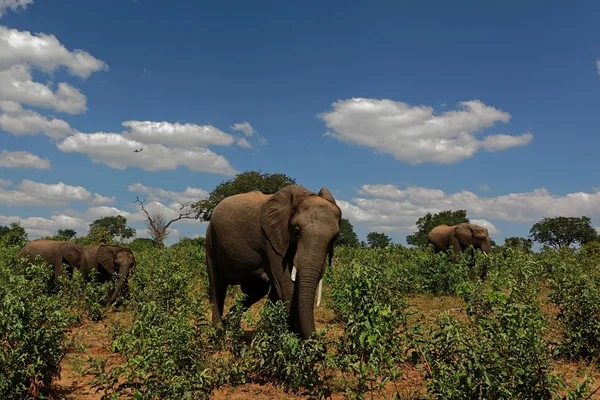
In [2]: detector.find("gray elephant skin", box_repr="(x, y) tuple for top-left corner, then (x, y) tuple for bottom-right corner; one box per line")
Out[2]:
(81, 243), (136, 305)
(18, 239), (84, 283)
(205, 184), (342, 340)
(428, 223), (492, 257)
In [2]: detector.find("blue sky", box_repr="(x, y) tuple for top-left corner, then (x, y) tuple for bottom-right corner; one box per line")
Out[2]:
(1, 0), (599, 245)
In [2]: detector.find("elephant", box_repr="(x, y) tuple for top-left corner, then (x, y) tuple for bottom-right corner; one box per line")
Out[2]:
(205, 184), (342, 340)
(427, 223), (492, 257)
(81, 243), (136, 305)
(17, 239), (85, 284)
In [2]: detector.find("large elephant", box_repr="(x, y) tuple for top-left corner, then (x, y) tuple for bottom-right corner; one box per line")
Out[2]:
(18, 239), (84, 284)
(205, 184), (342, 340)
(81, 243), (136, 305)
(427, 223), (492, 257)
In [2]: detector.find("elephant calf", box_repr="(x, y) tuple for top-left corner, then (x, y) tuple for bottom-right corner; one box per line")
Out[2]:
(17, 239), (85, 284)
(81, 243), (136, 305)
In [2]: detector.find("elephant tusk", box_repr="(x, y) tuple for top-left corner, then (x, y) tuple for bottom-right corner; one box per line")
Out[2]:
(316, 278), (323, 307)
(291, 265), (297, 282)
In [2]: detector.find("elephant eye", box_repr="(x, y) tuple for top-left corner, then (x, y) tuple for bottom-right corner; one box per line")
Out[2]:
(293, 226), (300, 237)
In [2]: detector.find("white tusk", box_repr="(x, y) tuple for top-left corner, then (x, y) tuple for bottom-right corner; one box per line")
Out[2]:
(291, 265), (297, 282)
(316, 278), (323, 307)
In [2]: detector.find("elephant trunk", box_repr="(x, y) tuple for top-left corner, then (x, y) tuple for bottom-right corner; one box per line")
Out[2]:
(294, 245), (327, 340)
(107, 264), (129, 305)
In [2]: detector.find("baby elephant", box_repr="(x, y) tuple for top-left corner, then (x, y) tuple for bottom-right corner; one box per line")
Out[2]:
(18, 239), (85, 285)
(81, 243), (136, 305)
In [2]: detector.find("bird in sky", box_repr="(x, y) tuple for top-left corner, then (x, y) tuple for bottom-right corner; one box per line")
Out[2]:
(133, 148), (143, 153)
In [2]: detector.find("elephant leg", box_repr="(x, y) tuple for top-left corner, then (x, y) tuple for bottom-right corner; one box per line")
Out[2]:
(268, 283), (281, 303)
(239, 280), (270, 309)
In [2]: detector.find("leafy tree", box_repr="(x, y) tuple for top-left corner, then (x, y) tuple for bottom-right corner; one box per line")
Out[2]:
(406, 210), (470, 247)
(335, 218), (360, 247)
(88, 215), (136, 241)
(0, 222), (28, 246)
(193, 170), (297, 222)
(366, 231), (392, 248)
(504, 236), (533, 253)
(55, 229), (77, 241)
(529, 216), (598, 250)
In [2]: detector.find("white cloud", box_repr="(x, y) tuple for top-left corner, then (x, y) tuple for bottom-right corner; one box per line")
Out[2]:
(236, 137), (252, 148)
(56, 131), (238, 175)
(0, 26), (108, 78)
(0, 149), (50, 169)
(0, 213), (88, 238)
(231, 121), (255, 136)
(0, 0), (32, 18)
(339, 183), (600, 237)
(0, 100), (73, 138)
(127, 182), (208, 205)
(0, 179), (114, 206)
(318, 98), (533, 164)
(0, 64), (87, 114)
(0, 178), (11, 186)
(121, 120), (235, 147)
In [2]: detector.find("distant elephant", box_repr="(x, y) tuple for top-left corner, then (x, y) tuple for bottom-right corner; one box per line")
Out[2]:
(18, 239), (84, 284)
(81, 243), (136, 305)
(427, 223), (492, 257)
(205, 184), (342, 340)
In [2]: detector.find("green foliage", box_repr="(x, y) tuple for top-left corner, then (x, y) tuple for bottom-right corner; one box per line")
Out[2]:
(529, 216), (598, 250)
(192, 170), (297, 222)
(335, 218), (360, 248)
(504, 236), (533, 252)
(0, 222), (28, 247)
(56, 228), (77, 241)
(88, 215), (136, 242)
(366, 231), (392, 248)
(406, 209), (469, 247)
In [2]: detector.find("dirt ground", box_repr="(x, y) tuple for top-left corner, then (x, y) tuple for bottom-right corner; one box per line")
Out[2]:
(49, 293), (600, 399)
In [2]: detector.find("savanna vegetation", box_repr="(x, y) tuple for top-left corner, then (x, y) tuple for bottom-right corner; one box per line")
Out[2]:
(3, 171), (600, 399)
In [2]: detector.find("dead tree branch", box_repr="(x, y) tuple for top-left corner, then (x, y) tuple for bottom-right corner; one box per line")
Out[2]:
(133, 196), (197, 246)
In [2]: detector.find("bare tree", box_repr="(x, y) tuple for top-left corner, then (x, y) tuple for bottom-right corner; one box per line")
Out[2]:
(133, 196), (197, 247)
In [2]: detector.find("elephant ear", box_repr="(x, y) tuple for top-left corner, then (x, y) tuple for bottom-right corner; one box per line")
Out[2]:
(260, 185), (312, 257)
(455, 223), (474, 247)
(317, 187), (336, 205)
(97, 245), (118, 275)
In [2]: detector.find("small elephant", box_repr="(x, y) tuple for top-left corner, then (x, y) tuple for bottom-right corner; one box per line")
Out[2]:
(18, 239), (85, 284)
(205, 184), (342, 340)
(428, 223), (492, 257)
(81, 243), (136, 305)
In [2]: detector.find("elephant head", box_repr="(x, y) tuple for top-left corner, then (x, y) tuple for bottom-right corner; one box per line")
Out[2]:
(260, 185), (341, 339)
(96, 244), (136, 305)
(455, 223), (492, 254)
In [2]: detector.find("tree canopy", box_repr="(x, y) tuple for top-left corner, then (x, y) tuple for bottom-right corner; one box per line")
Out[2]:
(88, 215), (136, 241)
(0, 223), (28, 246)
(406, 210), (470, 247)
(56, 229), (77, 241)
(503, 236), (533, 253)
(366, 231), (392, 248)
(192, 170), (297, 222)
(529, 216), (598, 249)
(335, 218), (360, 247)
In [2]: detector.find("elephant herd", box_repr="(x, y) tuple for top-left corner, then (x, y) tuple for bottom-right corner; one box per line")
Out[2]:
(13, 184), (492, 341)
(17, 239), (135, 305)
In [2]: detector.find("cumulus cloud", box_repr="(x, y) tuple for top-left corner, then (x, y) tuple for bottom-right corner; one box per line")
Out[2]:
(236, 137), (252, 148)
(56, 131), (238, 175)
(128, 182), (208, 205)
(318, 98), (533, 164)
(0, 178), (10, 186)
(0, 100), (73, 138)
(0, 149), (50, 169)
(121, 120), (235, 147)
(0, 26), (108, 78)
(231, 121), (255, 136)
(0, 0), (32, 18)
(339, 183), (600, 237)
(0, 65), (87, 114)
(0, 213), (88, 238)
(0, 179), (114, 206)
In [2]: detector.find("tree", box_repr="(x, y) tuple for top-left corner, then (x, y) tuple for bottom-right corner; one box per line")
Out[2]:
(504, 236), (533, 253)
(134, 196), (196, 247)
(0, 222), (28, 246)
(529, 216), (598, 250)
(88, 215), (136, 241)
(193, 170), (297, 222)
(366, 231), (392, 248)
(335, 218), (360, 247)
(56, 229), (77, 241)
(406, 210), (470, 247)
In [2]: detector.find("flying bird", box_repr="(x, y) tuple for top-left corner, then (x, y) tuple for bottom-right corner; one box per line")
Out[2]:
(133, 148), (143, 153)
